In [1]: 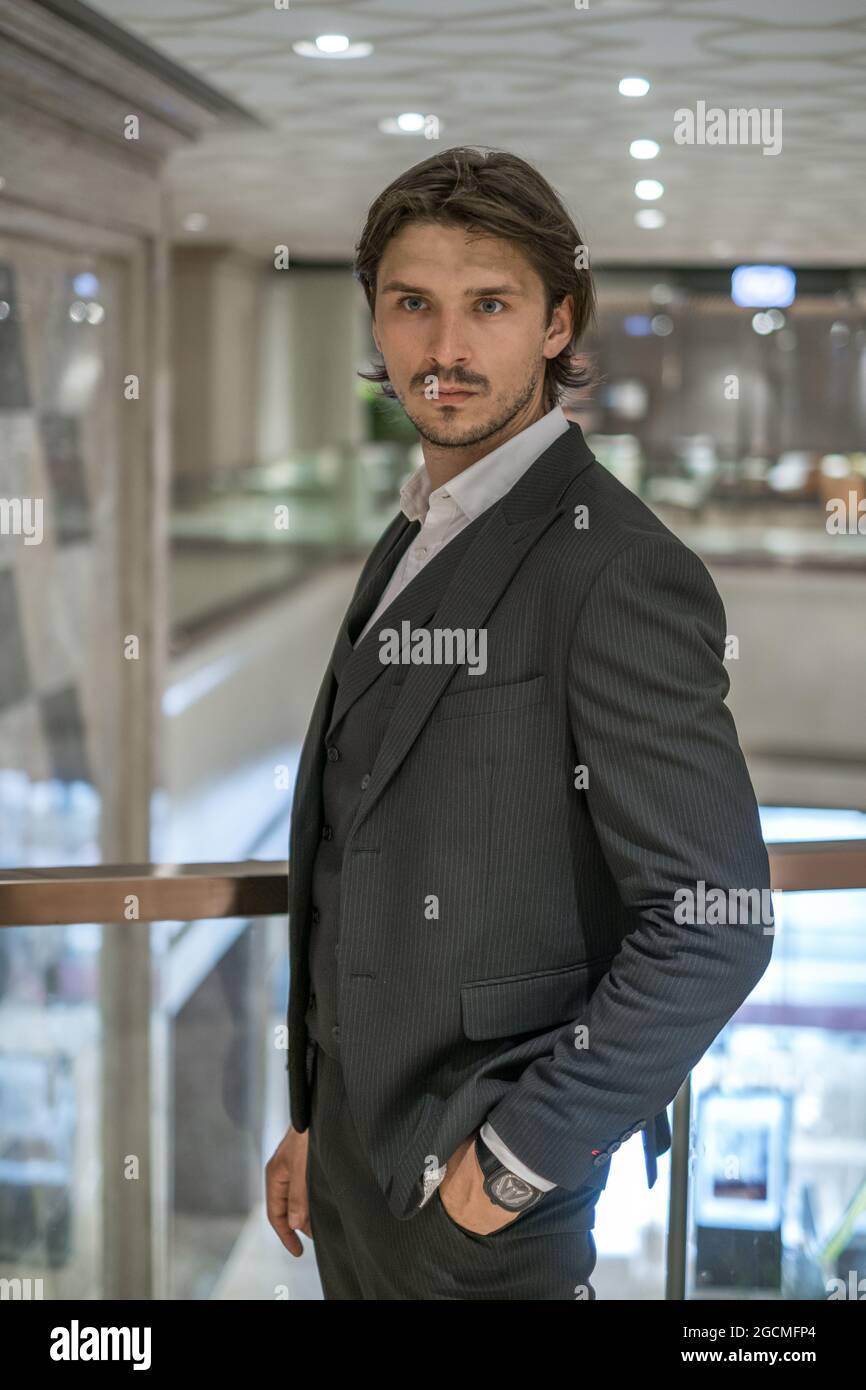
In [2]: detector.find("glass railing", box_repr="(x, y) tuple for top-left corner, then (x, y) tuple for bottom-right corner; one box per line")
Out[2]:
(169, 442), (413, 646)
(1, 840), (864, 1301)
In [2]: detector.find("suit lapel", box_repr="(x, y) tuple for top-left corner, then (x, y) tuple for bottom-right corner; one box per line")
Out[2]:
(330, 513), (419, 683)
(327, 513), (485, 738)
(344, 421), (596, 840)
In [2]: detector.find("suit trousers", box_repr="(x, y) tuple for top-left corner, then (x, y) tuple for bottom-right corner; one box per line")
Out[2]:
(305, 1043), (605, 1300)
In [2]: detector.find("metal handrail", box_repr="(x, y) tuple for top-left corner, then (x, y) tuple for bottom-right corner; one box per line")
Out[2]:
(0, 859), (288, 926)
(1, 840), (864, 926)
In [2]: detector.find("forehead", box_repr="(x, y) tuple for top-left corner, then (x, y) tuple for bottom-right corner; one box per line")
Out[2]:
(377, 221), (537, 285)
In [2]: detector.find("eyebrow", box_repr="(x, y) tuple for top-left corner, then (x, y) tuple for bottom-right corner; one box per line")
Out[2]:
(379, 280), (525, 297)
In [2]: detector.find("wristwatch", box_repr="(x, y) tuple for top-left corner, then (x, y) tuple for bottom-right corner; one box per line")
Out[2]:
(473, 1130), (547, 1213)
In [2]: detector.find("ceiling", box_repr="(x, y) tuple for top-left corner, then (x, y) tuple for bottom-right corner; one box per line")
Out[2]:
(86, 0), (866, 266)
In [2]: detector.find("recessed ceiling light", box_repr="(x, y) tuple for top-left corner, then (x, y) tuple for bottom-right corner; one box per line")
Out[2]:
(316, 34), (349, 53)
(183, 212), (208, 232)
(635, 209), (666, 229)
(635, 179), (664, 200)
(293, 36), (373, 59)
(379, 112), (439, 136)
(619, 77), (650, 97)
(630, 139), (659, 160)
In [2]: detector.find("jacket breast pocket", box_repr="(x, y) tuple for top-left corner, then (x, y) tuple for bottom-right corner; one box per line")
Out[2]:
(429, 673), (547, 723)
(460, 955), (613, 1041)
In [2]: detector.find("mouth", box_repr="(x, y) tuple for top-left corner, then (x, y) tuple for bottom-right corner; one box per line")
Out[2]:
(432, 389), (476, 405)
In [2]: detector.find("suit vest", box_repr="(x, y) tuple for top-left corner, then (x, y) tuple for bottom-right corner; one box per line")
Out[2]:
(304, 511), (488, 1065)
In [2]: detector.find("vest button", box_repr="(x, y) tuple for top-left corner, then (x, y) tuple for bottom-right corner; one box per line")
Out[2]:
(331, 1025), (340, 1039)
(311, 907), (320, 925)
(326, 745), (340, 761)
(360, 773), (371, 790)
(322, 824), (333, 840)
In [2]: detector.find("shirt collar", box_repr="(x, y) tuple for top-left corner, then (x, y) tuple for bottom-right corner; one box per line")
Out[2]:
(398, 404), (569, 525)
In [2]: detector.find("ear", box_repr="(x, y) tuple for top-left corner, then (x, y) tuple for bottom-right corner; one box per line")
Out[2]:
(542, 294), (574, 360)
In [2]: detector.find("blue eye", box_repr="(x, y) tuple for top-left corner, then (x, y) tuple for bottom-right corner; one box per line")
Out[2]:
(478, 300), (504, 314)
(399, 297), (425, 311)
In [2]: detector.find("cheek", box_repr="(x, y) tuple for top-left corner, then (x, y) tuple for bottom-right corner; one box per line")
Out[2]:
(377, 318), (416, 367)
(478, 320), (536, 369)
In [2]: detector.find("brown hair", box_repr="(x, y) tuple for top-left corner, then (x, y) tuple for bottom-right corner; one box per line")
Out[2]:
(354, 145), (597, 410)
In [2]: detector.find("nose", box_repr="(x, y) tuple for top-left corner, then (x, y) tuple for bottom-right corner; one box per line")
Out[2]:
(424, 309), (471, 376)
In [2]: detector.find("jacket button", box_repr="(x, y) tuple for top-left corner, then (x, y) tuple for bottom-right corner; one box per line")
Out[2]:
(326, 745), (340, 761)
(322, 824), (333, 840)
(360, 773), (371, 790)
(331, 1025), (340, 1039)
(311, 907), (320, 925)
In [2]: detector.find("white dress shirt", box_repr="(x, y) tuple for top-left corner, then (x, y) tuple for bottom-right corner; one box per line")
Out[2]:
(354, 403), (570, 1191)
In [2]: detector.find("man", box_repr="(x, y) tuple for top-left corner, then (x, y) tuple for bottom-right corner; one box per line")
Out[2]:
(265, 146), (773, 1300)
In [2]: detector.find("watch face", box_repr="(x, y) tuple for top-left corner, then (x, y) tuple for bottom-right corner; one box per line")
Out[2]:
(490, 1171), (537, 1210)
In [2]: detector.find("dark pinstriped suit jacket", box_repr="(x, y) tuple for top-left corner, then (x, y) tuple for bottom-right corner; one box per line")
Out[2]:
(286, 420), (774, 1221)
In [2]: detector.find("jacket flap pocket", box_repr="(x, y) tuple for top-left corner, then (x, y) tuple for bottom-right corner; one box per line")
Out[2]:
(460, 955), (612, 1042)
(430, 673), (547, 723)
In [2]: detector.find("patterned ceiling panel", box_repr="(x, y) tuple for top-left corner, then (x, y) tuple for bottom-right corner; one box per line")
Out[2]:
(88, 0), (866, 264)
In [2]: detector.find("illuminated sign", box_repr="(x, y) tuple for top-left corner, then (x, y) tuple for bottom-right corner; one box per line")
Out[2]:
(731, 265), (796, 308)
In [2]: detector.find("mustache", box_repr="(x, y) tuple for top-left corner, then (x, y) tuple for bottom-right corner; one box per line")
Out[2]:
(412, 370), (487, 391)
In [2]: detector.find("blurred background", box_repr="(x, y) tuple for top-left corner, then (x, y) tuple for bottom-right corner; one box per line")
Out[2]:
(0, 0), (864, 1302)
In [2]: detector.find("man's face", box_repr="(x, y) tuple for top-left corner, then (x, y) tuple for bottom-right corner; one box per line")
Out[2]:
(371, 221), (573, 447)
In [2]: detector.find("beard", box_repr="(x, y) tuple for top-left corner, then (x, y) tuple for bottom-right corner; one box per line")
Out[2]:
(396, 367), (542, 449)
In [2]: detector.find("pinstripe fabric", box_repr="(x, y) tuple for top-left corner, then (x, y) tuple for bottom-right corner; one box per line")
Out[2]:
(306, 1045), (601, 1300)
(285, 419), (774, 1224)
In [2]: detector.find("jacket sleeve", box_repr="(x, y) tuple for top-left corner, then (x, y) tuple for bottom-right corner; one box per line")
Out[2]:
(482, 534), (775, 1191)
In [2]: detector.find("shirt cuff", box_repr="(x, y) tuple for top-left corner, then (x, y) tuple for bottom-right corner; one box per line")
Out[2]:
(480, 1122), (557, 1190)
